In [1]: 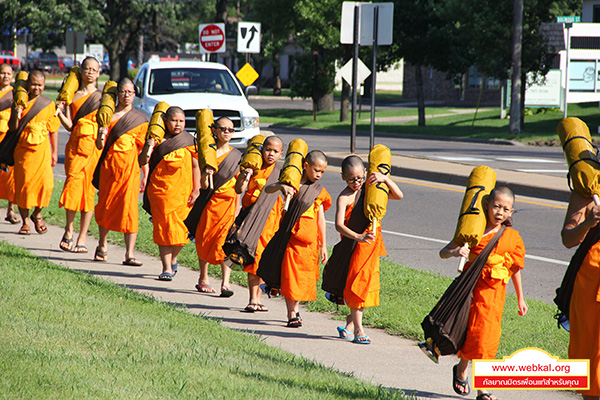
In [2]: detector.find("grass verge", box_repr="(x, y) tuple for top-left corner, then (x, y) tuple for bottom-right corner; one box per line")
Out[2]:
(260, 102), (600, 145)
(0, 241), (409, 399)
(5, 180), (570, 361)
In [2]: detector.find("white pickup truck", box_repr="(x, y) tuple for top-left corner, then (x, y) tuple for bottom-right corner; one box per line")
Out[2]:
(132, 60), (260, 148)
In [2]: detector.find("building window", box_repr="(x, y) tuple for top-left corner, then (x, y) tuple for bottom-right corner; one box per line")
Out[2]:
(594, 5), (600, 23)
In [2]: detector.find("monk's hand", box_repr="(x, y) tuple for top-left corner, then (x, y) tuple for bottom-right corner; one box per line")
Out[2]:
(56, 101), (65, 114)
(367, 172), (384, 185)
(15, 106), (23, 120)
(517, 299), (528, 316)
(96, 127), (108, 149)
(243, 168), (253, 181)
(51, 152), (58, 167)
(585, 204), (600, 228)
(280, 184), (296, 198)
(205, 166), (215, 176)
(359, 231), (375, 244)
(456, 244), (470, 258)
(188, 188), (200, 206)
(320, 246), (328, 264)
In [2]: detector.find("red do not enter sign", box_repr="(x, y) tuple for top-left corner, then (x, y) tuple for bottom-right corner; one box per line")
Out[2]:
(199, 23), (225, 53)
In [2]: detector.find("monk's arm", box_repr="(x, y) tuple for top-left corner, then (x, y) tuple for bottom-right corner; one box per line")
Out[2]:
(56, 104), (73, 131)
(561, 191), (599, 248)
(200, 166), (213, 190)
(50, 130), (58, 167)
(235, 168), (252, 194)
(188, 157), (201, 206)
(511, 269), (528, 316)
(8, 105), (19, 131)
(439, 240), (468, 259)
(366, 172), (403, 200)
(265, 182), (295, 197)
(334, 194), (374, 243)
(318, 204), (328, 264)
(140, 164), (149, 193)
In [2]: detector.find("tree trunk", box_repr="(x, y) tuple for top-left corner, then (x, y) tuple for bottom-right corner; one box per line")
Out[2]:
(273, 51), (281, 96)
(509, 0), (523, 135)
(520, 72), (526, 130)
(108, 47), (120, 81)
(316, 92), (334, 112)
(119, 52), (128, 81)
(215, 0), (228, 22)
(415, 63), (426, 127)
(136, 33), (144, 68)
(340, 79), (350, 122)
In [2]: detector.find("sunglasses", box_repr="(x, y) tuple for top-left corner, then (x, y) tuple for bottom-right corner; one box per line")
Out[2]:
(345, 176), (365, 184)
(216, 125), (235, 133)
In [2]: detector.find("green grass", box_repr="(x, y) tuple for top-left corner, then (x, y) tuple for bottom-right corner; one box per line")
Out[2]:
(0, 241), (409, 399)
(10, 179), (570, 362)
(261, 102), (600, 144)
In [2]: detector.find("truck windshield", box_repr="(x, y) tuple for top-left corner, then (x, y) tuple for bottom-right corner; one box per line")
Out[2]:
(148, 68), (242, 96)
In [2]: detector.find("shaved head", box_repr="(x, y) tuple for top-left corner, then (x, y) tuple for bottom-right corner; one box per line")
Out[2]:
(490, 185), (515, 204)
(0, 64), (13, 73)
(341, 155), (364, 175)
(28, 69), (45, 82)
(166, 106), (185, 118)
(263, 135), (283, 150)
(305, 150), (327, 166)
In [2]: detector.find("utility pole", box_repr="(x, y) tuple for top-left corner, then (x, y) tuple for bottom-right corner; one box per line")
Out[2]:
(509, 0), (523, 135)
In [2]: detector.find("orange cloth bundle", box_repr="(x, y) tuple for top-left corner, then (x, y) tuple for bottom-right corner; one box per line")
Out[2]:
(557, 117), (600, 202)
(195, 109), (217, 171)
(56, 66), (81, 105)
(453, 165), (497, 250)
(146, 101), (170, 143)
(240, 134), (265, 172)
(279, 138), (308, 193)
(97, 81), (118, 129)
(364, 144), (391, 226)
(13, 71), (28, 109)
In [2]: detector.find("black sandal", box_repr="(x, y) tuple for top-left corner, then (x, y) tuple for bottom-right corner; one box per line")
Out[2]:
(287, 312), (302, 328)
(453, 364), (470, 396)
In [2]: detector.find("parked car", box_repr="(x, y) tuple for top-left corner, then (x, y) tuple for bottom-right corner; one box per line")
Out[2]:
(25, 51), (60, 73)
(132, 61), (260, 149)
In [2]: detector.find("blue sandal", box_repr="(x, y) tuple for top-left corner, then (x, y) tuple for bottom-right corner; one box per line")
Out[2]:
(337, 326), (354, 340)
(352, 335), (372, 344)
(158, 272), (173, 281)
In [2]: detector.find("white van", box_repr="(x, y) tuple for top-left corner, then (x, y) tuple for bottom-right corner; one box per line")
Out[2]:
(132, 60), (260, 148)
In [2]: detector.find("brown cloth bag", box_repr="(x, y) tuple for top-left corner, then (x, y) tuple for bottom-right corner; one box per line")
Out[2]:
(257, 181), (323, 289)
(421, 225), (506, 356)
(321, 186), (370, 299)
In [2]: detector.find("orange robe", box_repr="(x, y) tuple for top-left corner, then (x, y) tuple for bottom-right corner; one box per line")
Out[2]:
(94, 117), (147, 233)
(342, 201), (387, 309)
(0, 88), (14, 202)
(241, 163), (283, 275)
(147, 145), (196, 246)
(195, 147), (239, 265)
(13, 98), (60, 210)
(280, 187), (332, 301)
(459, 227), (525, 360)
(569, 241), (600, 396)
(59, 93), (101, 212)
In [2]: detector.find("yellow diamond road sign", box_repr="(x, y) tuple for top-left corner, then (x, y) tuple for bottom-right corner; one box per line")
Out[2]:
(236, 63), (259, 87)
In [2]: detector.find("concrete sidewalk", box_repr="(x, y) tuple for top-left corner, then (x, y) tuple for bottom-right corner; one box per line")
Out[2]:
(0, 214), (576, 400)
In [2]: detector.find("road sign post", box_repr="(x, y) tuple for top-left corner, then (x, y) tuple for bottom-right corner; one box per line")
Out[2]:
(66, 31), (85, 65)
(556, 16), (579, 118)
(199, 23), (226, 54)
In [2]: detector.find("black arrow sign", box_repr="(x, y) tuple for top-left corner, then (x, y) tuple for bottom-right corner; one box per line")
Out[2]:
(246, 26), (257, 49)
(241, 27), (247, 39)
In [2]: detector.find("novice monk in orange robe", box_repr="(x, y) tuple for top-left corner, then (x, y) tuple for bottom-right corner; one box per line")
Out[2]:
(561, 190), (600, 400)
(0, 63), (18, 224)
(140, 106), (200, 281)
(9, 70), (60, 235)
(94, 78), (148, 265)
(332, 155), (403, 344)
(440, 186), (527, 400)
(194, 117), (241, 297)
(261, 150), (332, 327)
(234, 135), (284, 311)
(56, 56), (101, 253)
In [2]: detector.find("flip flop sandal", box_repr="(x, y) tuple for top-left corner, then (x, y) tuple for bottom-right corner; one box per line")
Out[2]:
(220, 287), (234, 297)
(352, 335), (372, 344)
(32, 216), (47, 234)
(453, 364), (471, 396)
(337, 326), (354, 340)
(475, 393), (495, 400)
(171, 262), (178, 276)
(255, 304), (269, 312)
(18, 224), (31, 235)
(243, 303), (258, 312)
(287, 317), (302, 328)
(59, 235), (73, 252)
(73, 245), (88, 253)
(158, 272), (173, 281)
(123, 258), (143, 266)
(5, 215), (20, 224)
(195, 284), (216, 293)
(94, 246), (108, 262)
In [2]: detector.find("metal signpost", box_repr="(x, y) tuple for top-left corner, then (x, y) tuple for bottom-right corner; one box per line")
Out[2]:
(557, 16), (580, 118)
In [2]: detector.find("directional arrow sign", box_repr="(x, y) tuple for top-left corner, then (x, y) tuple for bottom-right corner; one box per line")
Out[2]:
(237, 22), (261, 54)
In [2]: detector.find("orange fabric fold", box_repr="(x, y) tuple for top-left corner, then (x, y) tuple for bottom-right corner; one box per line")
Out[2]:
(458, 227), (525, 360)
(59, 92), (101, 212)
(13, 98), (60, 209)
(280, 187), (332, 301)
